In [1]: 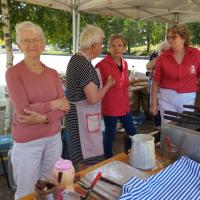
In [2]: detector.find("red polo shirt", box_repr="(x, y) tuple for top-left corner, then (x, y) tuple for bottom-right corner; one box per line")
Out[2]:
(96, 54), (130, 116)
(153, 46), (200, 93)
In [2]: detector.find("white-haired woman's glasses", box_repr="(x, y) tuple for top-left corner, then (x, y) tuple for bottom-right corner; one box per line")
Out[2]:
(21, 38), (42, 45)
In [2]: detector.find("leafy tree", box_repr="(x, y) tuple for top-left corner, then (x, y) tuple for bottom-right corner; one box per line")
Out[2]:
(123, 19), (142, 54)
(0, 0), (72, 52)
(105, 17), (125, 52)
(188, 23), (200, 45)
(80, 13), (120, 53)
(1, 1), (200, 55)
(136, 21), (166, 55)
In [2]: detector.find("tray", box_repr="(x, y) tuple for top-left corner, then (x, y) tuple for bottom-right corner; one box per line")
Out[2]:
(80, 160), (149, 200)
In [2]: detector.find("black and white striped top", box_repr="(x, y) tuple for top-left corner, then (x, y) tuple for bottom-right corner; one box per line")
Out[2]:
(65, 54), (103, 165)
(66, 54), (100, 102)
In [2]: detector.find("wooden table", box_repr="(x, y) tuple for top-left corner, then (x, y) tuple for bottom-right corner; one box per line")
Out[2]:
(20, 151), (165, 200)
(76, 151), (164, 178)
(128, 80), (148, 92)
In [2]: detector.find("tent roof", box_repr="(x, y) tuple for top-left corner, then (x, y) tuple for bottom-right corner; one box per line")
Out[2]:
(17, 0), (200, 24)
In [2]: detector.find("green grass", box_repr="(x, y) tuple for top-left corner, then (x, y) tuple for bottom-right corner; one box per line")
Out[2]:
(44, 50), (68, 55)
(0, 40), (4, 46)
(131, 45), (157, 56)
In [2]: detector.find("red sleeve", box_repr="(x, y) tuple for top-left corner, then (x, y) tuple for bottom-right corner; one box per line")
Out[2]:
(196, 49), (200, 78)
(30, 71), (65, 123)
(124, 60), (129, 86)
(5, 68), (49, 115)
(52, 70), (65, 98)
(96, 61), (106, 85)
(46, 71), (65, 123)
(29, 101), (51, 114)
(28, 70), (64, 113)
(46, 110), (65, 124)
(152, 56), (162, 82)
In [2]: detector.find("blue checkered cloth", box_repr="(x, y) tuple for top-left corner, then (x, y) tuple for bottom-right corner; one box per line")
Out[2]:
(119, 156), (200, 200)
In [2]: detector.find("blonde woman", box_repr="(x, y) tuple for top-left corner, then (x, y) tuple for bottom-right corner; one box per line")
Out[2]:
(96, 34), (136, 158)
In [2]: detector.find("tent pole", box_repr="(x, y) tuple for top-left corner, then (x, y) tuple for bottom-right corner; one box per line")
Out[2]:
(165, 23), (169, 40)
(72, 0), (76, 54)
(76, 12), (80, 53)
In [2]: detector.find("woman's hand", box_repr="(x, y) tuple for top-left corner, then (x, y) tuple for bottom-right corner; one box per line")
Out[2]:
(150, 80), (159, 116)
(150, 103), (158, 116)
(50, 97), (70, 113)
(106, 75), (115, 88)
(84, 75), (115, 104)
(17, 108), (47, 124)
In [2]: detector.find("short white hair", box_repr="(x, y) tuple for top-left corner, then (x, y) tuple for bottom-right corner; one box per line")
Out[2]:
(79, 25), (105, 49)
(157, 41), (169, 53)
(15, 21), (46, 44)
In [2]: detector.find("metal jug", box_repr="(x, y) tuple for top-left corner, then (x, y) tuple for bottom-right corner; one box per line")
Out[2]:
(129, 134), (156, 170)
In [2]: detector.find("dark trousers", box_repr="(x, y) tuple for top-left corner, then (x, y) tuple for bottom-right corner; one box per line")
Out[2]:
(154, 110), (161, 127)
(103, 112), (136, 159)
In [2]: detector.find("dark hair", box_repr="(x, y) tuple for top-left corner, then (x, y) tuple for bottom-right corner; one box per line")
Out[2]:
(167, 24), (190, 46)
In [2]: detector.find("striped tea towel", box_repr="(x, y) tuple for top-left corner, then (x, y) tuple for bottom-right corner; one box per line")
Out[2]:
(119, 156), (200, 200)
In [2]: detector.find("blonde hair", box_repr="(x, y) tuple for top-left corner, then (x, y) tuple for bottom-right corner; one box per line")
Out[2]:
(167, 24), (190, 46)
(157, 41), (169, 53)
(108, 33), (126, 48)
(79, 25), (104, 49)
(15, 21), (46, 44)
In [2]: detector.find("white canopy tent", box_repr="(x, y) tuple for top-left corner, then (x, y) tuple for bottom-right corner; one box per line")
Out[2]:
(16, 0), (200, 52)
(2, 0), (200, 133)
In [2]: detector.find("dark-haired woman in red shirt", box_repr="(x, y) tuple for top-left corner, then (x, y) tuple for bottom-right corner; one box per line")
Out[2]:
(150, 24), (200, 124)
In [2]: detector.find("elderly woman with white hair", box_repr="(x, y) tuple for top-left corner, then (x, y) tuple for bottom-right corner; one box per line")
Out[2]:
(6, 21), (70, 199)
(65, 25), (115, 169)
(146, 41), (169, 71)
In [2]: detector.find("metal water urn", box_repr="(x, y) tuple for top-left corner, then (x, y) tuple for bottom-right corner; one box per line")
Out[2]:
(129, 134), (156, 170)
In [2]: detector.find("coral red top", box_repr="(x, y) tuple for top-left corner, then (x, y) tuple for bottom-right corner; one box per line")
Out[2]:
(6, 61), (65, 142)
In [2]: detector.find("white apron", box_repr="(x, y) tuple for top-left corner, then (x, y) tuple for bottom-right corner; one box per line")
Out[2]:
(74, 100), (103, 159)
(159, 88), (196, 124)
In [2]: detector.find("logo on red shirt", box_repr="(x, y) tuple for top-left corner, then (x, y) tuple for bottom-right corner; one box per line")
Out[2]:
(189, 65), (196, 74)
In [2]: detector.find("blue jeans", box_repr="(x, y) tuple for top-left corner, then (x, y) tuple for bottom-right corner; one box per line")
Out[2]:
(103, 112), (136, 158)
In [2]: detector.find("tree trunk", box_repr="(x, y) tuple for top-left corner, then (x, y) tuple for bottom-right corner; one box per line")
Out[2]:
(127, 41), (131, 55)
(69, 44), (72, 54)
(1, 0), (13, 134)
(146, 34), (150, 55)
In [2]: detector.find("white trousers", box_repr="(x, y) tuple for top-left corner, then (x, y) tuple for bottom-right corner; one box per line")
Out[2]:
(11, 133), (62, 200)
(159, 88), (196, 124)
